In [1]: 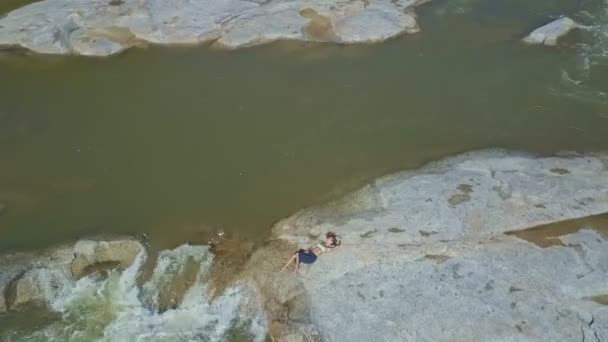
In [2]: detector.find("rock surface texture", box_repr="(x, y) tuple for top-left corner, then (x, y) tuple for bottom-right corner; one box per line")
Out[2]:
(252, 150), (608, 341)
(0, 0), (428, 56)
(523, 17), (579, 46)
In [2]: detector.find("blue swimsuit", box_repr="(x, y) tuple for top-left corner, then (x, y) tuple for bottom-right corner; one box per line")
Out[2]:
(297, 242), (328, 264)
(297, 249), (317, 264)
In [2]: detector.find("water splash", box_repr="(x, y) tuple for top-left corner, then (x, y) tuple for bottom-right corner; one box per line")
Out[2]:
(552, 2), (608, 105)
(2, 245), (267, 342)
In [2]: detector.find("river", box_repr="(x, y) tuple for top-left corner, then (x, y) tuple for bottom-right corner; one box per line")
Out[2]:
(1, 0), (608, 254)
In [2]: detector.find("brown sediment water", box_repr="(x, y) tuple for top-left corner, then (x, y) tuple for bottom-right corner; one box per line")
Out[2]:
(505, 212), (608, 248)
(1, 0), (608, 255)
(0, 0), (37, 13)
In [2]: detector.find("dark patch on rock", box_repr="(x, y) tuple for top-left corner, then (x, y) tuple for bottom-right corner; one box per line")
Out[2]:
(534, 203), (546, 209)
(379, 290), (384, 298)
(492, 185), (511, 200)
(387, 227), (405, 233)
(424, 254), (450, 264)
(448, 183), (476, 206)
(509, 286), (523, 293)
(457, 184), (473, 194)
(76, 261), (120, 279)
(550, 168), (570, 175)
(425, 198), (433, 203)
(511, 302), (517, 309)
(515, 324), (523, 332)
(484, 281), (494, 291)
(357, 291), (366, 300)
(451, 264), (464, 279)
(419, 230), (437, 237)
(360, 230), (377, 238)
(109, 0), (124, 5)
(448, 193), (470, 206)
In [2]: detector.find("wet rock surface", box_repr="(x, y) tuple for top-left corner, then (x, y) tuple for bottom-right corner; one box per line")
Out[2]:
(70, 239), (144, 279)
(0, 0), (429, 56)
(253, 150), (608, 341)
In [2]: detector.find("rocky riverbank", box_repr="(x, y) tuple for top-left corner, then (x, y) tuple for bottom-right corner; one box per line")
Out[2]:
(248, 149), (608, 341)
(0, 0), (429, 56)
(1, 150), (608, 341)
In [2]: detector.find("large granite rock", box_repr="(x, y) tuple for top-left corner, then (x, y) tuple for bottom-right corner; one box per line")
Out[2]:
(523, 17), (579, 46)
(70, 239), (144, 279)
(252, 150), (608, 341)
(0, 0), (428, 56)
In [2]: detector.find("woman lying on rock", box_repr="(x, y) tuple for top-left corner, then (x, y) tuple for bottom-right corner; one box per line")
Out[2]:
(280, 232), (339, 274)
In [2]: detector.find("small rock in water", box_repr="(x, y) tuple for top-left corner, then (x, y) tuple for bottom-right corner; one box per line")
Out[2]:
(523, 17), (579, 46)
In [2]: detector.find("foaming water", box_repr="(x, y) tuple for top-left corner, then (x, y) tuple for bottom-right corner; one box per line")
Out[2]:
(2, 246), (267, 342)
(555, 1), (608, 104)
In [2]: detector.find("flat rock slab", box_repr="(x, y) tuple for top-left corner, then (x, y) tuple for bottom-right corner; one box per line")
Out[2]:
(523, 17), (579, 46)
(274, 150), (608, 245)
(267, 150), (608, 341)
(307, 230), (608, 341)
(0, 0), (427, 56)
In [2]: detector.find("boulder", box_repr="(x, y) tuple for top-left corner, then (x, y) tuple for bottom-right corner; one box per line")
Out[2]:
(71, 239), (145, 279)
(523, 17), (579, 46)
(0, 0), (428, 56)
(253, 150), (608, 341)
(0, 246), (74, 312)
(5, 267), (72, 310)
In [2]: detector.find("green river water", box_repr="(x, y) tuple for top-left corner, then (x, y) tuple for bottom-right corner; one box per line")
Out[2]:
(1, 0), (608, 253)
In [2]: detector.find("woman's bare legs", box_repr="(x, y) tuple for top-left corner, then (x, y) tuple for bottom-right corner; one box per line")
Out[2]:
(293, 253), (300, 274)
(280, 253), (297, 273)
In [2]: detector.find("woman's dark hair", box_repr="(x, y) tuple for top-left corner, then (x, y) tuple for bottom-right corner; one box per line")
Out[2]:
(326, 232), (340, 247)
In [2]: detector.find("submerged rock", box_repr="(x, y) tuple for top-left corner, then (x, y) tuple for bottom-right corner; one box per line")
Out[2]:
(253, 150), (608, 341)
(523, 17), (579, 46)
(5, 267), (72, 310)
(0, 0), (429, 56)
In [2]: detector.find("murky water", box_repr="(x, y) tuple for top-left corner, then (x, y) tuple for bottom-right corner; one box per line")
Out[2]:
(1, 0), (608, 252)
